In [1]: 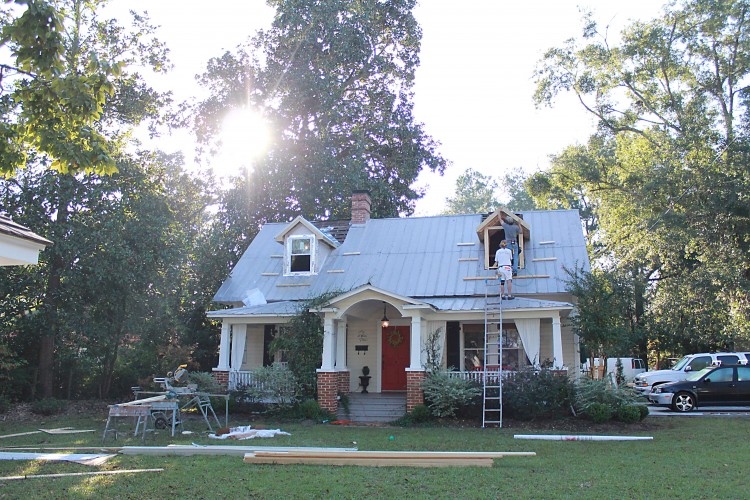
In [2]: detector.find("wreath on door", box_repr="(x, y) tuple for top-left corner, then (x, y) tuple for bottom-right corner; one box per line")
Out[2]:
(386, 329), (404, 348)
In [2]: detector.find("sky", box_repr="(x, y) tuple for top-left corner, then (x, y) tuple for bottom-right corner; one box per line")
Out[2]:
(104, 1), (669, 216)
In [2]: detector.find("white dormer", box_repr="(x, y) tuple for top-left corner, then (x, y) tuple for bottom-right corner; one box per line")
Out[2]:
(275, 216), (339, 276)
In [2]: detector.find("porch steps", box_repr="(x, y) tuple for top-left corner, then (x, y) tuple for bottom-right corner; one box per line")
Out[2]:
(338, 392), (406, 423)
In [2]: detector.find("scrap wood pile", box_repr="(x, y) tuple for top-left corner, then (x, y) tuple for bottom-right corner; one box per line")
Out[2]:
(243, 450), (536, 468)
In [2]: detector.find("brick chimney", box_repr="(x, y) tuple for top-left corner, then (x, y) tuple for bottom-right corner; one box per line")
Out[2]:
(351, 190), (371, 224)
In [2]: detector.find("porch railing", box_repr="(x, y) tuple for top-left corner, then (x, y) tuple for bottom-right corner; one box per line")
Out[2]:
(443, 370), (513, 383)
(228, 369), (295, 393)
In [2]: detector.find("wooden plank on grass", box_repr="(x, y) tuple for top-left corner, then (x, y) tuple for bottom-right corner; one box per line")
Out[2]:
(244, 453), (494, 468)
(120, 445), (358, 456)
(0, 468), (163, 481)
(254, 450), (535, 459)
(39, 428), (96, 435)
(0, 431), (42, 439)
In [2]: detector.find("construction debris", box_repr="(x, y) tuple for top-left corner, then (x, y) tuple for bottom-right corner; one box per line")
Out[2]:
(120, 444), (357, 456)
(514, 434), (653, 441)
(0, 451), (116, 466)
(39, 428), (96, 435)
(0, 468), (163, 481)
(243, 450), (536, 468)
(208, 425), (290, 440)
(0, 427), (95, 439)
(0, 431), (41, 440)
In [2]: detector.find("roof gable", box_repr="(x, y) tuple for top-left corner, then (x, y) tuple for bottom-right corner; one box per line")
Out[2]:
(274, 216), (340, 248)
(476, 207), (530, 241)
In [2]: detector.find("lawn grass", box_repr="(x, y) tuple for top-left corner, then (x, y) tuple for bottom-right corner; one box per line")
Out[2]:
(0, 412), (747, 498)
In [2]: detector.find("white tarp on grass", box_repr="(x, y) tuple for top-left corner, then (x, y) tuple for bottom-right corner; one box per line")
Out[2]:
(208, 426), (290, 440)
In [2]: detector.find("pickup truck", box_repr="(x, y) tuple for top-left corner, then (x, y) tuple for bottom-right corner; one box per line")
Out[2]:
(633, 352), (749, 395)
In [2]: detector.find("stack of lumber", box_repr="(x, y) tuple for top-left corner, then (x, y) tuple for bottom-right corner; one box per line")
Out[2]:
(243, 450), (535, 468)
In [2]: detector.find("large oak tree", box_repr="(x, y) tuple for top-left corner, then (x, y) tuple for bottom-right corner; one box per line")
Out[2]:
(186, 0), (446, 222)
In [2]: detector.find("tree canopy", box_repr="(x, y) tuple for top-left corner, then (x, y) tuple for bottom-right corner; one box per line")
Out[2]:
(532, 0), (750, 354)
(186, 0), (446, 222)
(0, 0), (130, 176)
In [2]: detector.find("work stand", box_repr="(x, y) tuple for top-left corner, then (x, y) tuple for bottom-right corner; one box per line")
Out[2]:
(180, 394), (222, 432)
(103, 404), (152, 442)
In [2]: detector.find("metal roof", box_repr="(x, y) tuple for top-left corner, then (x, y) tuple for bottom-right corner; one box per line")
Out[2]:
(207, 301), (300, 318)
(213, 209), (589, 306)
(423, 296), (573, 312)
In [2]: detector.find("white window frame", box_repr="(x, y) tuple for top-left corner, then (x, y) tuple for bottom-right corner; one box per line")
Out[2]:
(285, 234), (316, 275)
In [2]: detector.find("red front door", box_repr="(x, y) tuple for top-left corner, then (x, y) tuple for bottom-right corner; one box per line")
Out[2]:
(382, 325), (410, 390)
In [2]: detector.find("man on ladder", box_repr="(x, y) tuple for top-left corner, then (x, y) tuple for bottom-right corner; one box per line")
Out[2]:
(495, 240), (514, 300)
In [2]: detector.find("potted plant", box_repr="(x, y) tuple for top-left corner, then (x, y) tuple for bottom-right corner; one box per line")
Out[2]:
(359, 366), (371, 394)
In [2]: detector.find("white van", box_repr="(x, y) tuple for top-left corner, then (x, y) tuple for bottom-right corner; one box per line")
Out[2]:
(583, 357), (647, 382)
(633, 352), (750, 395)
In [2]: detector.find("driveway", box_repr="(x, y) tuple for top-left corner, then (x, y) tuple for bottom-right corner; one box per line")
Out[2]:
(647, 404), (750, 417)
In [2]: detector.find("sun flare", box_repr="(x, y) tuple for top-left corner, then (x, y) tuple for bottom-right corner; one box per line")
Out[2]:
(213, 107), (270, 177)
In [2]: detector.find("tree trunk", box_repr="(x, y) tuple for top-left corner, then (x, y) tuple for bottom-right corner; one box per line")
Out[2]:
(37, 176), (74, 398)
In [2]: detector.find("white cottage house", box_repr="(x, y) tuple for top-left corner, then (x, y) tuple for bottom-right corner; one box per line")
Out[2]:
(208, 191), (590, 413)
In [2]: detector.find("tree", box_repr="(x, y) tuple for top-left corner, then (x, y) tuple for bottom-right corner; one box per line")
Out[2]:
(442, 168), (499, 214)
(0, 0), (128, 175)
(533, 0), (750, 353)
(499, 172), (538, 211)
(0, 0), (176, 398)
(186, 0), (446, 223)
(565, 266), (647, 363)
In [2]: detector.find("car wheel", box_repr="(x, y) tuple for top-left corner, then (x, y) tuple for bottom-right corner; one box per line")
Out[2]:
(672, 392), (696, 412)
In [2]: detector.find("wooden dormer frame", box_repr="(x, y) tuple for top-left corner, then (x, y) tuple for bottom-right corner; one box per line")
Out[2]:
(477, 208), (530, 270)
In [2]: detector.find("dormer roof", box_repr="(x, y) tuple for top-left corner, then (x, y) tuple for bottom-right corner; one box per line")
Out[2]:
(476, 207), (530, 241)
(274, 216), (340, 248)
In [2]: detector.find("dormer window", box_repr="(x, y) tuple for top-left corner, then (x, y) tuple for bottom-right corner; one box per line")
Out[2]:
(287, 235), (315, 274)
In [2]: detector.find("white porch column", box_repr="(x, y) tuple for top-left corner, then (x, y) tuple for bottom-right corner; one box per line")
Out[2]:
(409, 316), (423, 370)
(320, 314), (336, 371)
(217, 322), (231, 370)
(552, 314), (564, 368)
(334, 320), (347, 370)
(230, 323), (247, 371)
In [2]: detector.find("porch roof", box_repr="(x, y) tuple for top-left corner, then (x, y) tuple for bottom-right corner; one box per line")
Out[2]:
(207, 301), (299, 318)
(207, 295), (573, 320)
(422, 296), (574, 312)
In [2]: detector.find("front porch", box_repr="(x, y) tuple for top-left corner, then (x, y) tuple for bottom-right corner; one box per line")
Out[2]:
(211, 286), (577, 416)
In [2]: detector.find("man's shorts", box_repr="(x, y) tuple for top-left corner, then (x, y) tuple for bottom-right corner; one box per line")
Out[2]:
(497, 265), (512, 282)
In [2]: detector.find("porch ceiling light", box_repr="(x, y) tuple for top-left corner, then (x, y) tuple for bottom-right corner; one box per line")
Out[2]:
(381, 302), (389, 328)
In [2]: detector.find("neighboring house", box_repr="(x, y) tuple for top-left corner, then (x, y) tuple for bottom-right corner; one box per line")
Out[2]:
(209, 191), (590, 413)
(0, 215), (52, 266)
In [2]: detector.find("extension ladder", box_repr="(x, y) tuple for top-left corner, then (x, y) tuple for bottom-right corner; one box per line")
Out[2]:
(482, 279), (503, 428)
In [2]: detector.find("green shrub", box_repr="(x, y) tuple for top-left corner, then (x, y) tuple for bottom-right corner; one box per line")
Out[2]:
(638, 404), (650, 421)
(236, 365), (299, 407)
(586, 402), (612, 423)
(573, 378), (640, 415)
(503, 368), (575, 420)
(31, 398), (66, 416)
(337, 392), (350, 417)
(409, 404), (432, 423)
(0, 394), (9, 414)
(187, 371), (223, 393)
(297, 399), (325, 419)
(615, 404), (642, 423)
(422, 370), (482, 417)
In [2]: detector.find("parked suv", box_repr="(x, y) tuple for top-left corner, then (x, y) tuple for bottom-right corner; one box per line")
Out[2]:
(633, 352), (749, 395)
